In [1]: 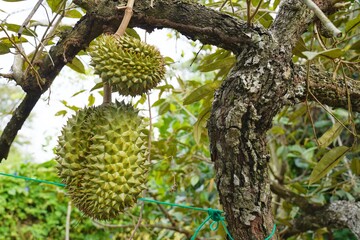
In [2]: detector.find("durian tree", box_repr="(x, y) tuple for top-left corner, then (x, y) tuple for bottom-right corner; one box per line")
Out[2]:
(1, 0), (360, 239)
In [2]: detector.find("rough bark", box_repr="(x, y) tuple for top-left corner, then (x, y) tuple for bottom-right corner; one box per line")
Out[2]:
(271, 183), (360, 238)
(0, 0), (359, 239)
(207, 0), (321, 238)
(1, 0), (360, 161)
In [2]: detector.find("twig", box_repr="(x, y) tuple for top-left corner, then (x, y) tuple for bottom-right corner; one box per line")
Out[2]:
(248, 0), (263, 23)
(102, 82), (112, 105)
(246, 0), (252, 26)
(0, 25), (43, 89)
(302, 0), (342, 37)
(270, 183), (322, 213)
(128, 200), (144, 240)
(147, 93), (152, 163)
(31, 1), (65, 66)
(65, 201), (72, 240)
(0, 73), (14, 79)
(149, 193), (177, 227)
(92, 221), (192, 237)
(190, 44), (204, 67)
(18, 0), (43, 38)
(115, 0), (135, 36)
(0, 93), (41, 161)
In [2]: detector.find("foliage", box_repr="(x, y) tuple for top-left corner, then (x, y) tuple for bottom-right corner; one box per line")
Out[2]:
(0, 0), (360, 239)
(0, 160), (112, 239)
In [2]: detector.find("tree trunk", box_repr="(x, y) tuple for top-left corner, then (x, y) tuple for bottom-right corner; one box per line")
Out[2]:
(208, 30), (295, 239)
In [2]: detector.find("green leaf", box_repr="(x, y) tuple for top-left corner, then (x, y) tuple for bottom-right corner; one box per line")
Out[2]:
(318, 122), (344, 148)
(90, 82), (104, 92)
(0, 42), (10, 55)
(292, 38), (308, 58)
(193, 106), (211, 144)
(46, 0), (64, 13)
(87, 94), (95, 106)
(60, 100), (80, 112)
(125, 28), (140, 40)
(66, 56), (85, 74)
(350, 40), (360, 52)
(152, 98), (165, 107)
(164, 56), (174, 65)
(309, 146), (349, 184)
(190, 175), (200, 186)
(183, 81), (220, 105)
(71, 89), (86, 97)
(54, 110), (67, 116)
(302, 48), (344, 60)
(198, 55), (235, 72)
(345, 14), (360, 33)
(64, 9), (83, 18)
(158, 102), (170, 115)
(350, 158), (360, 176)
(2, 23), (37, 37)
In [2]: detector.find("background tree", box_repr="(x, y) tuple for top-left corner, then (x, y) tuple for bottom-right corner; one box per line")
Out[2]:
(0, 0), (360, 239)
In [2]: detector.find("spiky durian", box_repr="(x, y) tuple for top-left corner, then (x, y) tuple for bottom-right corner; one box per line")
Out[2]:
(56, 102), (149, 220)
(89, 34), (165, 96)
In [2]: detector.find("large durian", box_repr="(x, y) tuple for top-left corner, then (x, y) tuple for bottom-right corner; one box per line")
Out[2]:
(89, 34), (165, 96)
(55, 102), (149, 220)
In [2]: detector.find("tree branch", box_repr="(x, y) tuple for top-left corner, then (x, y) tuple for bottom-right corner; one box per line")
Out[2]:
(281, 201), (360, 239)
(0, 14), (102, 161)
(302, 0), (342, 37)
(73, 0), (258, 54)
(271, 183), (360, 238)
(292, 65), (360, 112)
(270, 183), (322, 213)
(0, 93), (40, 160)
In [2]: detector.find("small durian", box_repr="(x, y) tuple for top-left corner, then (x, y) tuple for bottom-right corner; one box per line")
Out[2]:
(56, 101), (149, 220)
(89, 34), (165, 96)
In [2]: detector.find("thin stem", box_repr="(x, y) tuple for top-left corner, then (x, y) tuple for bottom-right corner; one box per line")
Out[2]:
(128, 198), (145, 240)
(65, 201), (72, 240)
(91, 221), (191, 237)
(249, 0), (263, 23)
(0, 73), (14, 80)
(246, 0), (252, 26)
(302, 0), (342, 37)
(0, 25), (43, 88)
(102, 82), (112, 105)
(18, 0), (43, 37)
(115, 0), (135, 36)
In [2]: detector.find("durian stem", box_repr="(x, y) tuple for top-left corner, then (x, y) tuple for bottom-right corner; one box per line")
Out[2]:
(102, 82), (112, 105)
(115, 0), (135, 36)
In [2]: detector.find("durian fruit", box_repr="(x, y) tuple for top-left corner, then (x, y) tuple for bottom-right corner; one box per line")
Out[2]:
(89, 34), (165, 96)
(56, 101), (149, 220)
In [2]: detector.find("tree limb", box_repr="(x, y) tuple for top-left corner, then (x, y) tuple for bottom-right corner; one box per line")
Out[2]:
(0, 93), (40, 160)
(302, 0), (342, 37)
(292, 65), (360, 112)
(270, 183), (322, 213)
(271, 183), (360, 238)
(282, 201), (360, 239)
(73, 0), (257, 54)
(0, 14), (102, 161)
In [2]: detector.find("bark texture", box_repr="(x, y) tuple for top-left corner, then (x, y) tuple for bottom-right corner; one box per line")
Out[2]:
(271, 183), (360, 238)
(0, 0), (359, 239)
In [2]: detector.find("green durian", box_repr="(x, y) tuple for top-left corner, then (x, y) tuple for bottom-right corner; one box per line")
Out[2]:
(56, 101), (149, 220)
(89, 34), (165, 96)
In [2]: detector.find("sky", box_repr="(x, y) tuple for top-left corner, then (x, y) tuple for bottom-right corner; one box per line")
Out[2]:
(0, 0), (200, 162)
